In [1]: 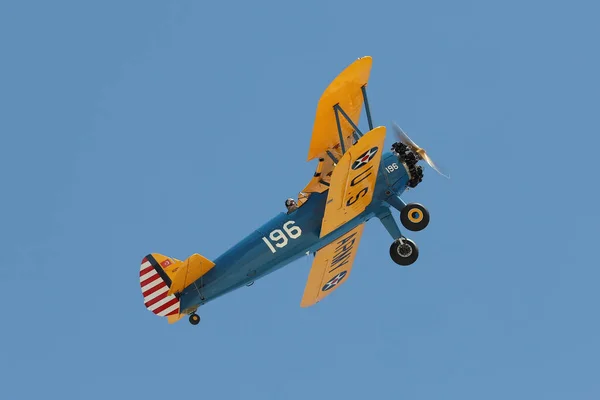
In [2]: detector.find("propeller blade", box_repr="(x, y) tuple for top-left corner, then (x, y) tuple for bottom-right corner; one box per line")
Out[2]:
(420, 151), (450, 179)
(391, 121), (450, 179)
(392, 122), (420, 152)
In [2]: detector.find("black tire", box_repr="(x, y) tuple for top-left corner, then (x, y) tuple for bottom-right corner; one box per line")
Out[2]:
(400, 203), (430, 231)
(189, 314), (200, 325)
(389, 238), (419, 266)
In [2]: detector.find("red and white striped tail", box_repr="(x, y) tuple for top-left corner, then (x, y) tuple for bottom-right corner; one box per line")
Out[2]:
(139, 255), (180, 317)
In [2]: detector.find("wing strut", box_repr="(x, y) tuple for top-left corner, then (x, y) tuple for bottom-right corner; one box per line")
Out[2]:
(334, 106), (346, 154)
(326, 150), (338, 164)
(361, 85), (374, 131)
(331, 83), (374, 154)
(334, 104), (363, 141)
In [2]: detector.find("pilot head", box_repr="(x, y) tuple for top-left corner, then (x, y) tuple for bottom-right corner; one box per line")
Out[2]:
(285, 198), (296, 207)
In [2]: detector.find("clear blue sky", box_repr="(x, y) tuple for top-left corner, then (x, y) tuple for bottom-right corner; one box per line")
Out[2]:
(1, 1), (599, 399)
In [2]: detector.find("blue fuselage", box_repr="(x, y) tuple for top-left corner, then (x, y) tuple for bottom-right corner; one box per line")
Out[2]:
(179, 151), (410, 312)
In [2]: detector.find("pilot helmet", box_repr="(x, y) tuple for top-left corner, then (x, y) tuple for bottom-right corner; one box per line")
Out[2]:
(285, 198), (295, 207)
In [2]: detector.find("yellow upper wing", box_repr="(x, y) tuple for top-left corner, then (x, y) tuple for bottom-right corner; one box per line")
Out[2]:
(300, 223), (365, 307)
(320, 126), (386, 238)
(307, 56), (373, 161)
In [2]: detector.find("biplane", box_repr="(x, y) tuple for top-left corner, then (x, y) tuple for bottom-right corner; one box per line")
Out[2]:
(138, 56), (448, 325)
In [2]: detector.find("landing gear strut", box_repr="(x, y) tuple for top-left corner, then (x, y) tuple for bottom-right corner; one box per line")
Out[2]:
(189, 313), (200, 325)
(389, 238), (419, 266)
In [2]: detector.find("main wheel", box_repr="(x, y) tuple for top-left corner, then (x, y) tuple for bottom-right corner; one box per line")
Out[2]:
(189, 313), (200, 325)
(400, 203), (430, 231)
(389, 238), (419, 266)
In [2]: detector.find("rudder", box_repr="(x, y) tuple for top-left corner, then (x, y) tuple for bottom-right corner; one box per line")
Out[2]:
(139, 254), (181, 317)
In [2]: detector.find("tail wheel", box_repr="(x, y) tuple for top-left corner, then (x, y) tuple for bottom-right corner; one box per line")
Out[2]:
(189, 313), (200, 325)
(389, 238), (419, 266)
(400, 203), (430, 231)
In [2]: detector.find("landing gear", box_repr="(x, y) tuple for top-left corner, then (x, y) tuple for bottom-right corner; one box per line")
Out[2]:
(189, 313), (200, 325)
(389, 238), (419, 266)
(377, 205), (422, 267)
(400, 203), (430, 231)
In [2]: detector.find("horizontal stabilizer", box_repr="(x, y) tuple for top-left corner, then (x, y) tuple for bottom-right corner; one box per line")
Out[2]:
(167, 253), (215, 296)
(167, 313), (186, 324)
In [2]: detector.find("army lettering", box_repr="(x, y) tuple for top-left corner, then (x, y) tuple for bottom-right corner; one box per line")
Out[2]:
(329, 231), (358, 273)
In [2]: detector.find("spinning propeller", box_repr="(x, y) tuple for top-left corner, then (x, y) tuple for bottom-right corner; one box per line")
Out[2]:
(391, 122), (450, 179)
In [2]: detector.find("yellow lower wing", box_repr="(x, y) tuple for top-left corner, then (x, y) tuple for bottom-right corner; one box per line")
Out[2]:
(301, 224), (365, 307)
(320, 126), (386, 238)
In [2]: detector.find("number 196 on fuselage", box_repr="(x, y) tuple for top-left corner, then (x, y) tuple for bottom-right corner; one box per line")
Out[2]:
(261, 221), (302, 253)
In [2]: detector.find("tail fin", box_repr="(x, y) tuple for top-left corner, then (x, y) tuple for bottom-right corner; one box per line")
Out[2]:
(139, 252), (215, 321)
(139, 254), (181, 318)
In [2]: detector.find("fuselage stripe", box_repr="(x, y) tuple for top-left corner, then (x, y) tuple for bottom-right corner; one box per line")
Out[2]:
(140, 269), (157, 282)
(148, 295), (176, 312)
(158, 301), (180, 317)
(143, 285), (169, 304)
(154, 297), (179, 315)
(140, 268), (153, 277)
(140, 272), (161, 288)
(141, 278), (164, 295)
